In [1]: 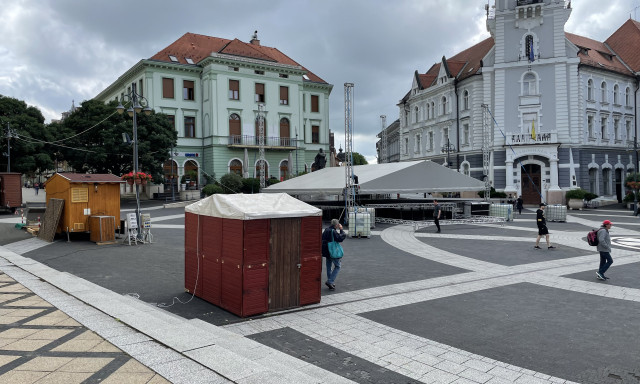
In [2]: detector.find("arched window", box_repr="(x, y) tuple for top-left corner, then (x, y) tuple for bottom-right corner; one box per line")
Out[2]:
(415, 106), (419, 122)
(279, 118), (290, 146)
(526, 7), (533, 18)
(601, 81), (607, 102)
(525, 35), (534, 60)
(463, 90), (469, 110)
(229, 113), (241, 144)
(523, 72), (537, 95)
(603, 168), (611, 195)
(431, 102), (435, 118)
(587, 79), (594, 100)
(255, 115), (266, 145)
(613, 84), (619, 104)
(589, 168), (598, 194)
(626, 87), (631, 106)
(461, 162), (470, 176)
(255, 161), (269, 179)
(535, 5), (541, 17)
(280, 160), (288, 180)
(229, 159), (242, 175)
(441, 96), (447, 115)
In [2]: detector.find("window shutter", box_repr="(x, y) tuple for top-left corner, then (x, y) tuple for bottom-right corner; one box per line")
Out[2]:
(162, 78), (174, 99)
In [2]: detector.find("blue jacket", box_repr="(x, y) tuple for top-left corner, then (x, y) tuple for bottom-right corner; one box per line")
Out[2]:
(321, 226), (346, 258)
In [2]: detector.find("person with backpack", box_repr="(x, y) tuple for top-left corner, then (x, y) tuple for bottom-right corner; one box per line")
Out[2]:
(534, 203), (555, 249)
(596, 220), (613, 280)
(321, 219), (346, 290)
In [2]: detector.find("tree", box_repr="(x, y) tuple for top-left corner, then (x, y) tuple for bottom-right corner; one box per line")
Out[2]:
(352, 152), (368, 165)
(56, 99), (176, 181)
(0, 95), (54, 176)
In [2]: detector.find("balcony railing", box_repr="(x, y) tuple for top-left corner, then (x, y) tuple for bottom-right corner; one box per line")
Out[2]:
(228, 135), (300, 149)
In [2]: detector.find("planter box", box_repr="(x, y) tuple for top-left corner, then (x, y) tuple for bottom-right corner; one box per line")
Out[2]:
(567, 199), (583, 210)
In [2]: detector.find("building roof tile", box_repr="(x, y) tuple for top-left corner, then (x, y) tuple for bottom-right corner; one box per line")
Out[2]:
(605, 18), (640, 73)
(566, 32), (632, 75)
(53, 173), (124, 183)
(149, 32), (327, 84)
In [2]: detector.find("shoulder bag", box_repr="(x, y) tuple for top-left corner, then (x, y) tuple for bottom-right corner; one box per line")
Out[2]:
(328, 230), (344, 259)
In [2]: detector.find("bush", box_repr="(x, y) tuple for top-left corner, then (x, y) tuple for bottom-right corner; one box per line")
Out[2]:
(219, 173), (243, 193)
(477, 187), (507, 198)
(623, 192), (635, 203)
(584, 192), (598, 201)
(202, 184), (224, 196)
(241, 178), (261, 194)
(565, 188), (587, 200)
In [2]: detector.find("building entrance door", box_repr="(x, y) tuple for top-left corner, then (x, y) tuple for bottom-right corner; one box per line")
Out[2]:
(521, 164), (542, 205)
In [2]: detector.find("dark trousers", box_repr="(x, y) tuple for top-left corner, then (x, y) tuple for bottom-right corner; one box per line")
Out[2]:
(598, 252), (613, 276)
(434, 217), (440, 231)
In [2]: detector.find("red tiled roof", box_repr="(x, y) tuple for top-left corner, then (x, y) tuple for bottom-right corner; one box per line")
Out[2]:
(55, 173), (124, 183)
(149, 33), (327, 84)
(418, 74), (436, 89)
(449, 37), (494, 81)
(605, 19), (640, 73)
(566, 32), (632, 75)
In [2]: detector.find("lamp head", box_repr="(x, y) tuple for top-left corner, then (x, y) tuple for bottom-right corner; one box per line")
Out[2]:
(127, 107), (134, 117)
(143, 106), (152, 116)
(116, 103), (125, 114)
(133, 102), (142, 114)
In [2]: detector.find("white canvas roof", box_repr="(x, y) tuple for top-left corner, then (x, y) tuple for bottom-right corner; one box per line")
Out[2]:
(263, 160), (485, 195)
(185, 192), (321, 220)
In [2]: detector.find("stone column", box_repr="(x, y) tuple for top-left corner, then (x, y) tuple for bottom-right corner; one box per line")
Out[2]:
(504, 160), (517, 194)
(547, 158), (563, 204)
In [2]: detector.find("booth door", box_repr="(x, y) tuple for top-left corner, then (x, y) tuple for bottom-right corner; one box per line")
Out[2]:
(269, 218), (300, 310)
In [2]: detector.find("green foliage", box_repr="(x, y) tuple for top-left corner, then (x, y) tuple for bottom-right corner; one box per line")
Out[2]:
(202, 184), (224, 196)
(625, 172), (640, 184)
(267, 178), (280, 186)
(565, 188), (587, 200)
(219, 173), (243, 193)
(584, 192), (598, 201)
(623, 192), (635, 203)
(55, 99), (176, 180)
(352, 152), (368, 165)
(477, 187), (507, 198)
(181, 170), (197, 184)
(241, 178), (261, 194)
(0, 95), (53, 175)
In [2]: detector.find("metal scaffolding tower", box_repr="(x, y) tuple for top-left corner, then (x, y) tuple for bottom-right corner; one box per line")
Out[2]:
(481, 104), (491, 200)
(344, 83), (355, 214)
(380, 115), (388, 164)
(258, 104), (266, 190)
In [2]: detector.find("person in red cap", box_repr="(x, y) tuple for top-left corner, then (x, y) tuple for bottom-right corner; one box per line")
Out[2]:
(596, 220), (613, 280)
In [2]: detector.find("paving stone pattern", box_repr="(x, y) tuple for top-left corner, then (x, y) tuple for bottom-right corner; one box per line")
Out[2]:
(1, 206), (640, 383)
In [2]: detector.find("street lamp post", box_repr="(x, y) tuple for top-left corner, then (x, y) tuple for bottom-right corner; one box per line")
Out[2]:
(441, 138), (456, 168)
(116, 82), (152, 240)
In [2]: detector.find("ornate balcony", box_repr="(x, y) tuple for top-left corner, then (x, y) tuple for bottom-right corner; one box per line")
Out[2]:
(228, 135), (299, 150)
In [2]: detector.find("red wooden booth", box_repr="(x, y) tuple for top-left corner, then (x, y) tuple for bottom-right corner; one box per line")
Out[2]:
(184, 193), (322, 317)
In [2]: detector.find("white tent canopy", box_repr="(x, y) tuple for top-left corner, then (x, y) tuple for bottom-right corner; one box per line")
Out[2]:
(185, 193), (321, 220)
(263, 160), (485, 195)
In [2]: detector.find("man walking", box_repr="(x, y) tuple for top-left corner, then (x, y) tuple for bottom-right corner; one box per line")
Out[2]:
(516, 196), (524, 215)
(535, 203), (555, 249)
(596, 220), (613, 280)
(321, 219), (346, 290)
(433, 200), (441, 233)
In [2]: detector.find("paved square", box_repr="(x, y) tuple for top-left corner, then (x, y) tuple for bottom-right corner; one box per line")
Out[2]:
(360, 282), (640, 383)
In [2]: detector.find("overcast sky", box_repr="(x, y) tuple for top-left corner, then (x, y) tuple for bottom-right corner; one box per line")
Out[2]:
(1, 0), (639, 163)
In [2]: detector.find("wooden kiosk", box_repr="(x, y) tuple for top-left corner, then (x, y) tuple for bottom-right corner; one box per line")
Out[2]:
(184, 193), (322, 317)
(44, 173), (123, 239)
(0, 173), (22, 213)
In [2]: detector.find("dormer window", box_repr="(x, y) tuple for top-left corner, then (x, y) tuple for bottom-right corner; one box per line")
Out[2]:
(169, 55), (178, 62)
